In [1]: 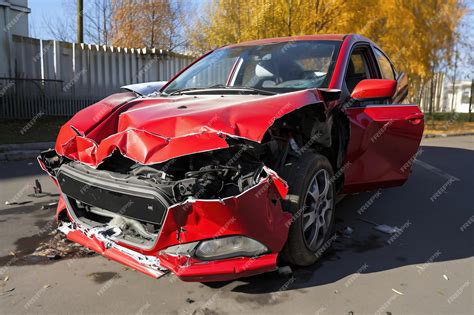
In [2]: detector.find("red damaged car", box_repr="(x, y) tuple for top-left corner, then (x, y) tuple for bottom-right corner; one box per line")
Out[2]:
(38, 34), (424, 282)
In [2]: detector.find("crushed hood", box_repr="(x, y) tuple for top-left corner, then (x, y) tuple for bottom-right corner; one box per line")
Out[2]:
(55, 90), (324, 166)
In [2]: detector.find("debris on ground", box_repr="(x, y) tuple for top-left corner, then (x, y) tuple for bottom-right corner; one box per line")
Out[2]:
(342, 226), (354, 237)
(374, 224), (402, 234)
(358, 218), (403, 235)
(31, 230), (95, 260)
(443, 274), (449, 280)
(0, 288), (15, 296)
(3, 276), (8, 282)
(391, 288), (404, 295)
(186, 298), (195, 304)
(41, 202), (58, 210)
(277, 266), (293, 276)
(5, 201), (32, 206)
(34, 179), (42, 194)
(4, 229), (96, 266)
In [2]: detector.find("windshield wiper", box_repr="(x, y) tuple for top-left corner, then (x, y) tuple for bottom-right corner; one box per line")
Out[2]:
(166, 85), (276, 96)
(207, 85), (277, 95)
(167, 87), (205, 96)
(233, 86), (277, 95)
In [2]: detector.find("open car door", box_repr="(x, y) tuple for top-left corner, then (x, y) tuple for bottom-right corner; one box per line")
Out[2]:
(342, 79), (424, 193)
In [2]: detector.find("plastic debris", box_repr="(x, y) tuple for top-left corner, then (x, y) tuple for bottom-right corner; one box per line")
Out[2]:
(375, 224), (402, 234)
(34, 179), (42, 194)
(41, 202), (58, 210)
(342, 226), (354, 237)
(4, 200), (32, 206)
(278, 266), (293, 276)
(0, 288), (15, 296)
(443, 274), (449, 280)
(30, 230), (95, 259)
(3, 276), (8, 282)
(47, 254), (61, 260)
(391, 288), (404, 295)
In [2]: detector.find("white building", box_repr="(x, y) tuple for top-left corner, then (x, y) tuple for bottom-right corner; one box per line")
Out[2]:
(443, 80), (473, 113)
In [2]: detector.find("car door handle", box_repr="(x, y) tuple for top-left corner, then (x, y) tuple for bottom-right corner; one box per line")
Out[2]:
(405, 113), (424, 121)
(405, 113), (424, 125)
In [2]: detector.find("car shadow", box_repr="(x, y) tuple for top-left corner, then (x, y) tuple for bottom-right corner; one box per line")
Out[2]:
(203, 145), (473, 293)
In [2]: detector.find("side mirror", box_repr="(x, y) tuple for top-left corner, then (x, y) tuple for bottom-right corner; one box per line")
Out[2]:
(351, 79), (397, 100)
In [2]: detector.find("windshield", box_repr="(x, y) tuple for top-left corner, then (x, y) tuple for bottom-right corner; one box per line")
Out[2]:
(162, 40), (341, 95)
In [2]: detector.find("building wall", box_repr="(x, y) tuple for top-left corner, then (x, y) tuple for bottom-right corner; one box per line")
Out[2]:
(445, 80), (472, 113)
(0, 0), (30, 77)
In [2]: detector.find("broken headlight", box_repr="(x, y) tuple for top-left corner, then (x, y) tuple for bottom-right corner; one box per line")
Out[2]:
(194, 236), (268, 260)
(161, 241), (199, 257)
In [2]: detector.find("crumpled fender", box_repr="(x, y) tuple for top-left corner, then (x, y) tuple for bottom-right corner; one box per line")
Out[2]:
(56, 89), (324, 166)
(153, 169), (290, 254)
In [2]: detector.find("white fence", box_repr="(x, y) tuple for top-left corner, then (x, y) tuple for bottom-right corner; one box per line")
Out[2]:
(0, 35), (195, 119)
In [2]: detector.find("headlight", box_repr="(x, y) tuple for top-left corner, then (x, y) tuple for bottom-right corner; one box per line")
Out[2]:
(162, 241), (199, 257)
(194, 236), (268, 260)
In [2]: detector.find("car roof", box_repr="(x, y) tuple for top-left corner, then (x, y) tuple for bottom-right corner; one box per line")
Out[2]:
(224, 34), (373, 48)
(225, 34), (346, 48)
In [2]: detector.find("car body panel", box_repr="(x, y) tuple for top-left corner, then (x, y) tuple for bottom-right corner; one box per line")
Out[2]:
(343, 104), (424, 192)
(55, 90), (323, 167)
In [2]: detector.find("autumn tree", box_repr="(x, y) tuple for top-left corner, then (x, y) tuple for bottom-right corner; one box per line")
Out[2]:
(188, 0), (466, 101)
(111, 0), (187, 50)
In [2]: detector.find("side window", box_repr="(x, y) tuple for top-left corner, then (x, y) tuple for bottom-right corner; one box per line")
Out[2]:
(345, 49), (371, 93)
(374, 49), (395, 80)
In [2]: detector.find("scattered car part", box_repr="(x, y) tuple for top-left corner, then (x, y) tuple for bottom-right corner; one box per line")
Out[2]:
(374, 224), (402, 235)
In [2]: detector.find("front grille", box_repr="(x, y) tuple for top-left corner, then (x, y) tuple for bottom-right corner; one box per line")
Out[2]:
(57, 164), (171, 225)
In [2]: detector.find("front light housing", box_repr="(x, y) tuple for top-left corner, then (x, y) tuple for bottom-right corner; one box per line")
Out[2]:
(162, 241), (199, 257)
(194, 236), (268, 260)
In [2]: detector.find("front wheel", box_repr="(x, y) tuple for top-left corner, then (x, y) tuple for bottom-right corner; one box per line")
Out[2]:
(280, 152), (336, 266)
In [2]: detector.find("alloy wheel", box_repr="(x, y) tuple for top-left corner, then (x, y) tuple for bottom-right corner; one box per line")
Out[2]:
(302, 169), (334, 251)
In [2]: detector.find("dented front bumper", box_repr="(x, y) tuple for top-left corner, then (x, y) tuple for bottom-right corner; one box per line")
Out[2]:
(50, 167), (291, 282)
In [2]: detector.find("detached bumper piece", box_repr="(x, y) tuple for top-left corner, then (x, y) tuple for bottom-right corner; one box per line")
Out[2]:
(52, 159), (291, 282)
(58, 222), (168, 278)
(57, 221), (279, 281)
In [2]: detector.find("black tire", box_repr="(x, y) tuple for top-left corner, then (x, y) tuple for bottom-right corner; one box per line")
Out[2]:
(279, 152), (336, 266)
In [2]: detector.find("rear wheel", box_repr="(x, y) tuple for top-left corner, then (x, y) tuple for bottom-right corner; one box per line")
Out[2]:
(280, 152), (335, 266)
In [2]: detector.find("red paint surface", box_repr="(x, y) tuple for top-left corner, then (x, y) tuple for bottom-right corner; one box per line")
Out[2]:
(154, 175), (291, 254)
(159, 253), (279, 282)
(56, 174), (290, 281)
(56, 91), (322, 167)
(343, 105), (424, 192)
(351, 79), (397, 100)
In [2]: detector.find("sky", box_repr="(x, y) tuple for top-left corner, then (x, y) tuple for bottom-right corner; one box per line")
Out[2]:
(28, 0), (473, 80)
(28, 0), (65, 39)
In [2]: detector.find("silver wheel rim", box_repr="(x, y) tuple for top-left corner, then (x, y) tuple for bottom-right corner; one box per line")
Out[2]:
(302, 169), (333, 251)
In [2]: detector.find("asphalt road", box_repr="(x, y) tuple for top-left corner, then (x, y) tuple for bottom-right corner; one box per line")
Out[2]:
(0, 136), (472, 315)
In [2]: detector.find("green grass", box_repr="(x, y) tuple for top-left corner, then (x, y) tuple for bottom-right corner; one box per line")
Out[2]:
(425, 112), (472, 122)
(0, 116), (70, 145)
